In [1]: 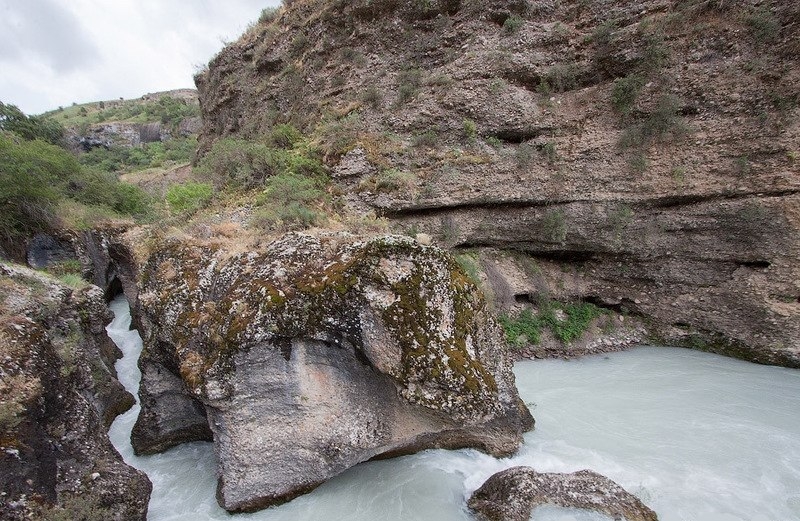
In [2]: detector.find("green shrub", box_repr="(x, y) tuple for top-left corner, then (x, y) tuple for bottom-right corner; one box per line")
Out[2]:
(113, 182), (152, 217)
(455, 253), (482, 284)
(268, 123), (302, 149)
(488, 79), (507, 94)
(361, 85), (383, 108)
(78, 136), (196, 173)
(144, 96), (200, 128)
(462, 118), (477, 143)
(252, 172), (328, 230)
(195, 137), (287, 188)
(0, 101), (65, 145)
(734, 156), (751, 176)
(745, 7), (779, 43)
(486, 136), (503, 148)
(259, 7), (280, 24)
(396, 68), (423, 105)
(375, 169), (416, 193)
(290, 33), (309, 55)
(425, 73), (455, 89)
(627, 153), (649, 173)
(542, 302), (604, 343)
(0, 133), (71, 240)
(46, 259), (83, 276)
(542, 208), (566, 243)
(500, 301), (604, 346)
(57, 273), (88, 289)
(412, 130), (438, 148)
(611, 74), (645, 115)
(591, 19), (617, 46)
(619, 95), (686, 148)
(340, 48), (367, 66)
(541, 142), (557, 163)
(500, 309), (542, 345)
(537, 78), (552, 98)
(542, 63), (579, 93)
(639, 28), (670, 72)
(516, 142), (535, 167)
(253, 202), (321, 230)
(165, 182), (213, 214)
(503, 14), (525, 33)
(314, 113), (362, 157)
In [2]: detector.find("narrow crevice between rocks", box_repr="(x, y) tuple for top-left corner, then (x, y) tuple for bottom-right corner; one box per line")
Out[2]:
(379, 198), (577, 218)
(647, 189), (800, 209)
(737, 260), (771, 269)
(380, 188), (800, 218)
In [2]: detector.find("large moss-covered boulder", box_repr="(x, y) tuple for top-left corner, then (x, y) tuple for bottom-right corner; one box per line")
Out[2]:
(133, 232), (533, 512)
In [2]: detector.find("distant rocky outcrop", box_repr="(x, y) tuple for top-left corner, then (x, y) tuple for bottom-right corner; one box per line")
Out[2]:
(66, 88), (201, 149)
(0, 263), (150, 520)
(195, 0), (800, 366)
(131, 232), (533, 512)
(468, 466), (658, 521)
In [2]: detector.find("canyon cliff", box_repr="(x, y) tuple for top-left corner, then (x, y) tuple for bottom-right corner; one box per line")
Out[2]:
(195, 0), (800, 366)
(0, 263), (150, 520)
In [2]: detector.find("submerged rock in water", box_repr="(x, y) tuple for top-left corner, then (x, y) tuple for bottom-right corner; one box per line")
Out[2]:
(468, 466), (658, 521)
(133, 232), (533, 512)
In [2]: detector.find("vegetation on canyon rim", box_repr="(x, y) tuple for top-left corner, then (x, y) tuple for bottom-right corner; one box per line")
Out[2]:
(0, 105), (151, 246)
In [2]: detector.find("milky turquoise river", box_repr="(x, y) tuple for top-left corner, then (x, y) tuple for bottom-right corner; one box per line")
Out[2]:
(106, 296), (800, 521)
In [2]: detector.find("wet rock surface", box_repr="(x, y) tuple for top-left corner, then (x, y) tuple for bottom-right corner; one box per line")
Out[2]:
(468, 466), (658, 521)
(132, 232), (532, 512)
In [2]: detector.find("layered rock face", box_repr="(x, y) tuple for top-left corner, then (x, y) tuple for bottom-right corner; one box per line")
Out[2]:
(0, 263), (150, 520)
(132, 233), (532, 512)
(196, 0), (800, 365)
(468, 466), (658, 521)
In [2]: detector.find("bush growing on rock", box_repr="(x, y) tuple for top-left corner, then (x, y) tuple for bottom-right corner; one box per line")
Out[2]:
(619, 95), (687, 149)
(502, 14), (524, 33)
(251, 171), (328, 230)
(500, 301), (605, 346)
(611, 74), (645, 115)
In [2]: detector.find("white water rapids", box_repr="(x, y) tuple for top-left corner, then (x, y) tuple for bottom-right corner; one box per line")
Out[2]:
(105, 296), (800, 521)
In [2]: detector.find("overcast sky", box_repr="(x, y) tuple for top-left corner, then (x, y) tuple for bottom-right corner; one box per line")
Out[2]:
(0, 0), (282, 115)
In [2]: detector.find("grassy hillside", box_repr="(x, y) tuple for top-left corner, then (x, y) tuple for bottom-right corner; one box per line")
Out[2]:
(41, 89), (199, 130)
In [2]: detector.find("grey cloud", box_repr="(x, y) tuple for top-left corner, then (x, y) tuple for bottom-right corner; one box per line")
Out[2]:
(0, 0), (99, 72)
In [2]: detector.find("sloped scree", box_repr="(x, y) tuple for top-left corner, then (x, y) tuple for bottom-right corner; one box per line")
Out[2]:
(133, 233), (533, 512)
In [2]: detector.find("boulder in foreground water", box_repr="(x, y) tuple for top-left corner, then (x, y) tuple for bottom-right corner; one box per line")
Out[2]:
(133, 232), (533, 512)
(468, 466), (658, 521)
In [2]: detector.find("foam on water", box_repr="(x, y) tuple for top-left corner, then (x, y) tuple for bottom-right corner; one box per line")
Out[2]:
(106, 297), (800, 521)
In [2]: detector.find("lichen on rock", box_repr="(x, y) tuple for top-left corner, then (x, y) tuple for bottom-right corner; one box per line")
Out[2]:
(133, 231), (532, 512)
(0, 262), (150, 521)
(468, 466), (659, 521)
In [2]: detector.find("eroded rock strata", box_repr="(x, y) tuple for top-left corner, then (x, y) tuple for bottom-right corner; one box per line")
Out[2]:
(0, 263), (150, 520)
(196, 0), (800, 365)
(132, 233), (533, 512)
(468, 466), (658, 521)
